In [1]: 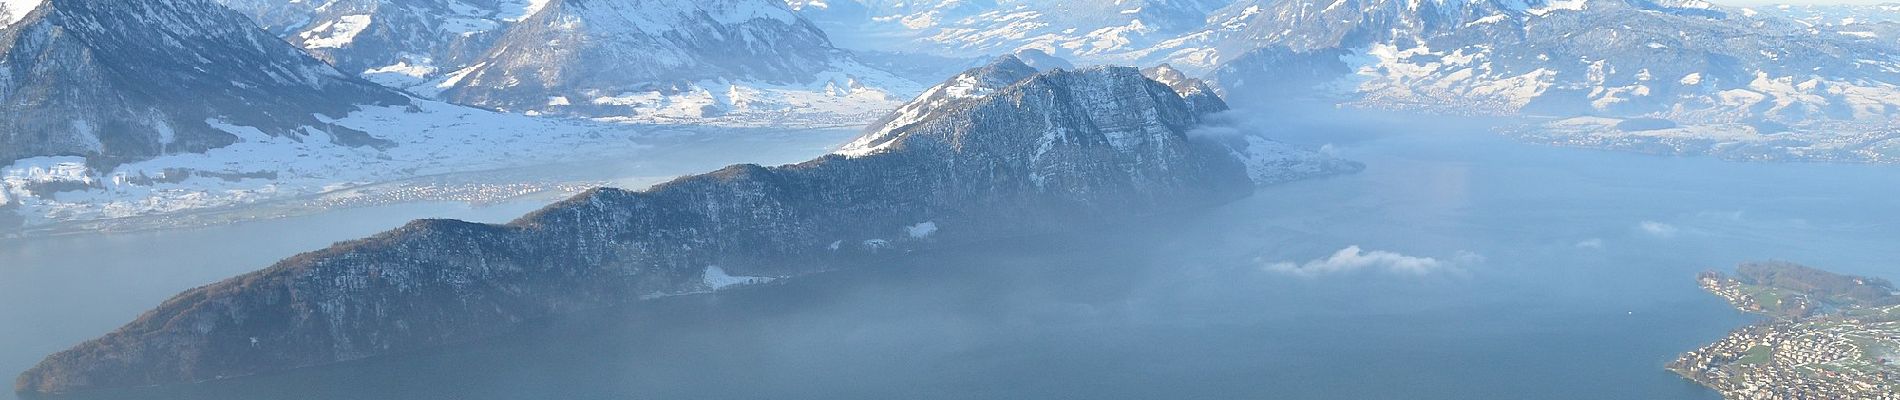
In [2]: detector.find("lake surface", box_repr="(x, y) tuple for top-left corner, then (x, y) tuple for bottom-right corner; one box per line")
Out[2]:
(7, 116), (1900, 399)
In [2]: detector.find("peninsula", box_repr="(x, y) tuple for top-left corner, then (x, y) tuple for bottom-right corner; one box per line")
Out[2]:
(1671, 262), (1900, 400)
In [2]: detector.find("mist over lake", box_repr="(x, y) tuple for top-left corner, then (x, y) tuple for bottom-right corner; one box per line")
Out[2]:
(8, 111), (1898, 400)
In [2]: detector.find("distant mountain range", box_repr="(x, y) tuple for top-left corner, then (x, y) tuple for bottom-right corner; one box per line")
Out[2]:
(1746, 2), (1900, 26)
(787, 0), (1233, 66)
(796, 0), (1900, 161)
(8, 0), (1896, 233)
(0, 0), (937, 230)
(1210, 0), (1900, 124)
(0, 0), (931, 168)
(215, 0), (923, 124)
(16, 56), (1355, 394)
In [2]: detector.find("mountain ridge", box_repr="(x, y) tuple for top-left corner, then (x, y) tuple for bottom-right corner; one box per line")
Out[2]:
(14, 59), (1336, 394)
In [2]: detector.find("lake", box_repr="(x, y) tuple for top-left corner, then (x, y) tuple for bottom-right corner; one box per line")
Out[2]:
(7, 114), (1899, 399)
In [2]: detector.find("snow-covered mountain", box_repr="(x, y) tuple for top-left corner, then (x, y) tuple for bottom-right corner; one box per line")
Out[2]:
(0, 0), (407, 167)
(799, 0), (1900, 161)
(1186, 0), (1900, 161)
(1208, 0), (1900, 121)
(1745, 2), (1900, 26)
(214, 0), (542, 88)
(788, 0), (1237, 66)
(219, 0), (922, 125)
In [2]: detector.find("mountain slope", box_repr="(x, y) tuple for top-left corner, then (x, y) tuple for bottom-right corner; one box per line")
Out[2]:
(219, 0), (920, 124)
(0, 0), (407, 166)
(789, 0), (1237, 65)
(16, 58), (1273, 394)
(214, 0), (541, 89)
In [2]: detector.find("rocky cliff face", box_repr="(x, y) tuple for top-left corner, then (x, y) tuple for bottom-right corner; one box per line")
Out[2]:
(16, 58), (1263, 394)
(0, 0), (407, 167)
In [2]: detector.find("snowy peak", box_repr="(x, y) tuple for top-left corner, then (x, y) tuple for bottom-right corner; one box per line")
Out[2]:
(838, 55), (1040, 156)
(1012, 48), (1075, 71)
(0, 0), (406, 166)
(958, 55), (1044, 94)
(0, 0), (42, 28)
(842, 57), (1241, 180)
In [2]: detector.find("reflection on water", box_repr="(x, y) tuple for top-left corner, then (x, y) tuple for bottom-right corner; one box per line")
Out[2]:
(11, 120), (1900, 399)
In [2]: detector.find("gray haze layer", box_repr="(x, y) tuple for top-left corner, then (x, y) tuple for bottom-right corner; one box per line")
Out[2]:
(8, 108), (1900, 399)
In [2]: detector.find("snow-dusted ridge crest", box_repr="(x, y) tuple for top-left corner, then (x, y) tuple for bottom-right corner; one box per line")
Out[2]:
(839, 56), (1359, 185)
(17, 54), (1362, 393)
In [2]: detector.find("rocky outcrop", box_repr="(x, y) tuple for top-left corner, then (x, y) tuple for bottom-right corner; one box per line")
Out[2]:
(17, 59), (1264, 394)
(0, 0), (407, 167)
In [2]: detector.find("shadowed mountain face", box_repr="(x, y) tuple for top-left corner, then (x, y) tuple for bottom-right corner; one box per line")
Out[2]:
(15, 58), (1264, 394)
(0, 0), (406, 167)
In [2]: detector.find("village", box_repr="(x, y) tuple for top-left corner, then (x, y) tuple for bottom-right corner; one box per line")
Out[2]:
(1672, 269), (1900, 399)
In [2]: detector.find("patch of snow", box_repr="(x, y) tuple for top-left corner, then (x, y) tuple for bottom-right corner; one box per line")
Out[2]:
(362, 57), (439, 88)
(1466, 14), (1509, 27)
(1525, 0), (1588, 16)
(1679, 73), (1703, 86)
(299, 15), (373, 49)
(500, 0), (553, 22)
(0, 0), (41, 27)
(702, 265), (774, 291)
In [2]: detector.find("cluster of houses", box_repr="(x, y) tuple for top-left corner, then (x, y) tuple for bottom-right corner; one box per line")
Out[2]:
(1674, 276), (1900, 400)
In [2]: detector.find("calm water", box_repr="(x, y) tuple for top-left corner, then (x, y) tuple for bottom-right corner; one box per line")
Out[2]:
(8, 118), (1900, 399)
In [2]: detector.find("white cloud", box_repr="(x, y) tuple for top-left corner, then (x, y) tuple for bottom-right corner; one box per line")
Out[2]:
(1638, 221), (1679, 238)
(1263, 246), (1479, 278)
(1576, 238), (1604, 249)
(906, 221), (938, 238)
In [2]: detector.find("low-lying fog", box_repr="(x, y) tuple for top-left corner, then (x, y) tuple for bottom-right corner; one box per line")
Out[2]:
(8, 108), (1900, 399)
